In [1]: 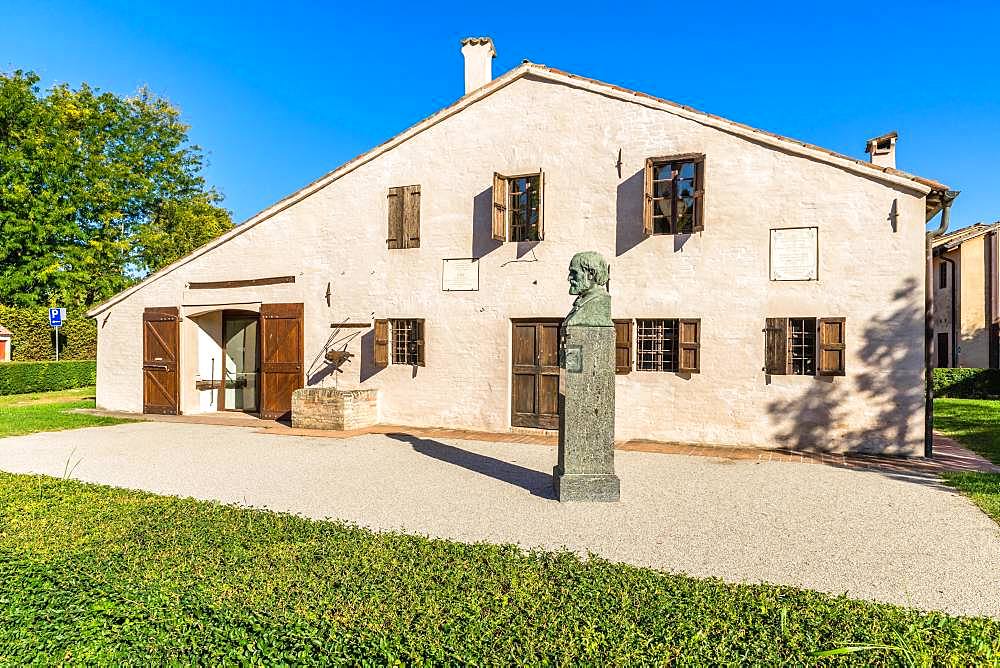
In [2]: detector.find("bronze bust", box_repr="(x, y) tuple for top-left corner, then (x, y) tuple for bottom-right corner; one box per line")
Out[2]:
(564, 251), (612, 327)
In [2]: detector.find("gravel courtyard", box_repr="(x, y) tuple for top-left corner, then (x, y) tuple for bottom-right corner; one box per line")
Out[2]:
(1, 421), (998, 619)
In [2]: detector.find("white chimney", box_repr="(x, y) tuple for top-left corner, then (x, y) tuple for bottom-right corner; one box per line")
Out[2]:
(865, 131), (898, 169)
(461, 37), (495, 94)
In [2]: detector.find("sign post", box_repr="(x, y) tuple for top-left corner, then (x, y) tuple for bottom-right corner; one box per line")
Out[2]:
(48, 308), (66, 361)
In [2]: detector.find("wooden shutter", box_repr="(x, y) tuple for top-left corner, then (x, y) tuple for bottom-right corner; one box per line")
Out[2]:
(535, 170), (545, 241)
(642, 158), (654, 236)
(374, 319), (389, 368)
(614, 319), (632, 375)
(678, 318), (701, 373)
(415, 319), (426, 367)
(817, 317), (846, 376)
(692, 155), (705, 233)
(142, 307), (180, 415)
(764, 317), (789, 375)
(259, 303), (304, 420)
(387, 187), (404, 249)
(403, 184), (420, 248)
(492, 172), (508, 242)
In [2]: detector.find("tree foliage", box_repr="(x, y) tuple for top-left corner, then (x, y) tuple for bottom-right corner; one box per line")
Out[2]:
(0, 70), (233, 307)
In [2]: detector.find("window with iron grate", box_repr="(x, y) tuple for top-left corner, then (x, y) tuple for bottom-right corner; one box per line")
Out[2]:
(636, 319), (680, 371)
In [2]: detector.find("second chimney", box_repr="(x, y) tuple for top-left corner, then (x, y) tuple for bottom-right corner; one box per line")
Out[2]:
(461, 37), (495, 94)
(865, 131), (898, 170)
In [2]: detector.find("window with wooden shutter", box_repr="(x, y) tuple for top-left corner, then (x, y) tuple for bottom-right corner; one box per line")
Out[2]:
(389, 318), (424, 366)
(764, 317), (789, 375)
(387, 185), (420, 249)
(492, 172), (508, 241)
(645, 154), (705, 235)
(613, 319), (632, 375)
(635, 318), (699, 373)
(415, 318), (426, 366)
(374, 319), (389, 368)
(817, 317), (845, 376)
(492, 171), (543, 242)
(403, 185), (420, 248)
(678, 318), (701, 373)
(387, 188), (403, 249)
(642, 158), (654, 237)
(535, 170), (545, 241)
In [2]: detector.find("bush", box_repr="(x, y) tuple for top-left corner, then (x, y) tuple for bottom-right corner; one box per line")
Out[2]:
(933, 368), (1000, 399)
(0, 360), (97, 395)
(0, 305), (97, 361)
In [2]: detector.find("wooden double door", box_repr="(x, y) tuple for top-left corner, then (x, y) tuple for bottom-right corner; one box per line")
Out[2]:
(141, 303), (304, 419)
(511, 320), (561, 429)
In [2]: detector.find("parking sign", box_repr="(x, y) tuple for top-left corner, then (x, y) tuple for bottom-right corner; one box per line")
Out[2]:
(48, 308), (66, 327)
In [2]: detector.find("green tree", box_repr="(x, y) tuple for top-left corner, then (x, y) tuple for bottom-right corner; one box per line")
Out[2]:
(0, 70), (233, 307)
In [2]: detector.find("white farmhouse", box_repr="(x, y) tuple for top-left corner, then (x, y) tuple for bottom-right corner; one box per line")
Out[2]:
(87, 38), (955, 456)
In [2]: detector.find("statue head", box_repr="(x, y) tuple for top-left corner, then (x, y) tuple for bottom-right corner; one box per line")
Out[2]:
(567, 251), (610, 295)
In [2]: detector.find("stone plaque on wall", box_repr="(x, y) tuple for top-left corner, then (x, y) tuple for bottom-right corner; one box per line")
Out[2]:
(442, 258), (479, 291)
(770, 227), (818, 281)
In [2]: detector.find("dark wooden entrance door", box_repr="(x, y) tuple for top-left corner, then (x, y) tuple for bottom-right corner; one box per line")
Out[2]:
(143, 307), (180, 415)
(259, 303), (304, 420)
(511, 320), (561, 429)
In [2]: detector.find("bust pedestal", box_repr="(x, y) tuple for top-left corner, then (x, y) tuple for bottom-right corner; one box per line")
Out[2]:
(553, 325), (620, 502)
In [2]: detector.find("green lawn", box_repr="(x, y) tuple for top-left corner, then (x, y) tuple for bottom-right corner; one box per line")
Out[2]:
(0, 387), (132, 438)
(935, 398), (1000, 463)
(934, 398), (1000, 526)
(0, 473), (996, 665)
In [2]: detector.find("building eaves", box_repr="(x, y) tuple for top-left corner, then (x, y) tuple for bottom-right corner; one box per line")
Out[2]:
(933, 222), (1000, 251)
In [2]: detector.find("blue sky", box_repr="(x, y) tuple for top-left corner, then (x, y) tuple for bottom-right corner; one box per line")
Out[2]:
(3, 1), (998, 229)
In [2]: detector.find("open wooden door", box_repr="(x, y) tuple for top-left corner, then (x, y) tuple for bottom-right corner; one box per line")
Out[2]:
(259, 303), (304, 420)
(143, 307), (180, 415)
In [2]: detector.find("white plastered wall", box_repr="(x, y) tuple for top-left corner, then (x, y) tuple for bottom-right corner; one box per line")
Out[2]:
(94, 74), (929, 454)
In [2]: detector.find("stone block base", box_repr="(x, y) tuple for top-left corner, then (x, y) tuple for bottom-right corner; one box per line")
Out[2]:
(552, 466), (621, 502)
(291, 388), (378, 430)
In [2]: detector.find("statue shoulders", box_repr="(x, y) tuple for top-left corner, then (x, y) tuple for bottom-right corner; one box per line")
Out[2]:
(565, 288), (612, 327)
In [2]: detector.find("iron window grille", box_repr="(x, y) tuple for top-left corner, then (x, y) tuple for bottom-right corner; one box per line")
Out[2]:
(392, 319), (421, 366)
(636, 319), (679, 371)
(789, 318), (817, 375)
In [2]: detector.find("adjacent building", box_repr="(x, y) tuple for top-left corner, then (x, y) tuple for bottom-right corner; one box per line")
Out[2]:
(87, 38), (955, 456)
(932, 222), (999, 368)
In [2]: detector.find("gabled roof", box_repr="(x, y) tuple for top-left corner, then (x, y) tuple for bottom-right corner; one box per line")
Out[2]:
(0, 325), (12, 337)
(87, 62), (952, 317)
(933, 222), (1000, 251)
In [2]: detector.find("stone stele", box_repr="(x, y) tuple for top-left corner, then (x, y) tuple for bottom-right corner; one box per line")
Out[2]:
(553, 251), (620, 502)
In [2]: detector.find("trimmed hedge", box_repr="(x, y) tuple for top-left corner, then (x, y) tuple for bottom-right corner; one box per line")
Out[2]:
(934, 368), (1000, 399)
(0, 305), (97, 361)
(0, 361), (97, 396)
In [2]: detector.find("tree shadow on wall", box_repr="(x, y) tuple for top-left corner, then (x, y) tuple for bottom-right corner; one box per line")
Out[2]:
(766, 277), (935, 483)
(472, 187), (502, 258)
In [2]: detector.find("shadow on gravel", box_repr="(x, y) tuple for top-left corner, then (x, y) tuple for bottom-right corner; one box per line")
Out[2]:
(386, 433), (556, 499)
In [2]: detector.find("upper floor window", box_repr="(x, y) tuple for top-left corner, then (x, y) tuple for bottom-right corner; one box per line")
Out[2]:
(493, 171), (544, 242)
(387, 185), (420, 249)
(643, 154), (704, 235)
(938, 262), (948, 289)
